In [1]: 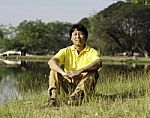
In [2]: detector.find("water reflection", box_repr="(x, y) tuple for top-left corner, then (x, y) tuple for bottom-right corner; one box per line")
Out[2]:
(0, 60), (49, 104)
(100, 63), (150, 84)
(103, 62), (150, 73)
(1, 59), (21, 65)
(0, 76), (19, 104)
(0, 60), (150, 104)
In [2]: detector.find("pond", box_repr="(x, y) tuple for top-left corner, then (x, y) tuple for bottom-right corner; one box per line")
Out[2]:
(0, 59), (150, 104)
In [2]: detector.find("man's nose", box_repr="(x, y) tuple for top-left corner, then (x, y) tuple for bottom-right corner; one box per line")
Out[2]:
(76, 33), (80, 38)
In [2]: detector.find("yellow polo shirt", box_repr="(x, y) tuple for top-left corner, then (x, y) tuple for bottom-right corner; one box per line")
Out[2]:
(54, 45), (100, 72)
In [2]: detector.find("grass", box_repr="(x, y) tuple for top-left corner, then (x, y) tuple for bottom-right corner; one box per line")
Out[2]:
(0, 94), (149, 118)
(0, 71), (150, 118)
(0, 55), (150, 117)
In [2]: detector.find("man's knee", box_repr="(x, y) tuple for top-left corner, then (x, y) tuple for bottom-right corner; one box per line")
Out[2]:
(86, 71), (99, 80)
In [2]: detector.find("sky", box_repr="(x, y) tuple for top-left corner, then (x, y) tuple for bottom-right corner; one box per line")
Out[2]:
(0, 0), (122, 26)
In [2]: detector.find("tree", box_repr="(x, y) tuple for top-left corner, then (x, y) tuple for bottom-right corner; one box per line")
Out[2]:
(14, 20), (46, 54)
(125, 0), (150, 5)
(12, 20), (72, 55)
(0, 29), (3, 39)
(46, 21), (72, 53)
(0, 25), (17, 51)
(88, 1), (126, 55)
(88, 1), (150, 57)
(106, 4), (150, 57)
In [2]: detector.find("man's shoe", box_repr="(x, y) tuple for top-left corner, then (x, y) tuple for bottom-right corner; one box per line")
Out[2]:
(47, 98), (56, 106)
(67, 96), (77, 106)
(68, 90), (84, 106)
(41, 98), (56, 108)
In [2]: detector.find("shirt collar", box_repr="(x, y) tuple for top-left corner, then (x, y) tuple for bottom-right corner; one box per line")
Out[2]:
(70, 45), (90, 52)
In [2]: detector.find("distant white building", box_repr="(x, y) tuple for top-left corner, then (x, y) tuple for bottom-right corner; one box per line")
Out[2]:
(2, 59), (21, 65)
(1, 50), (21, 56)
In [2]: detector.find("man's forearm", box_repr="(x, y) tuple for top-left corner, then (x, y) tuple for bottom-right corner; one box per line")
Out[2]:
(79, 59), (102, 73)
(48, 58), (64, 74)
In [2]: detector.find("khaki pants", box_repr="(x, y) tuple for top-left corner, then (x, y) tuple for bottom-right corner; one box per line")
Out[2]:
(48, 70), (99, 100)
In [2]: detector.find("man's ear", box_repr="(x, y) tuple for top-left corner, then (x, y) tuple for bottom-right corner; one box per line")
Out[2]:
(71, 37), (73, 41)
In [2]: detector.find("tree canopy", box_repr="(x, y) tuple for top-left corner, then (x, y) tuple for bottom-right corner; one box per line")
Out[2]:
(0, 1), (150, 57)
(84, 1), (150, 57)
(0, 20), (72, 55)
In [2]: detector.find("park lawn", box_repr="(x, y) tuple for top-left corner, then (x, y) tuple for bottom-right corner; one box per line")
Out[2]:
(0, 55), (150, 117)
(0, 72), (150, 118)
(0, 94), (149, 118)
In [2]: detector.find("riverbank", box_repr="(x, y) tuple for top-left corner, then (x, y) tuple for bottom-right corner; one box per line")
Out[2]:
(0, 55), (52, 62)
(1, 55), (150, 64)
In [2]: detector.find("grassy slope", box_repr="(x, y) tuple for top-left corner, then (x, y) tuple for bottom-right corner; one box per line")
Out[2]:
(0, 95), (149, 118)
(0, 73), (150, 118)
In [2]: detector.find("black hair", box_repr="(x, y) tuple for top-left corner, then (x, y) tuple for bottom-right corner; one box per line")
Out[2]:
(69, 24), (88, 40)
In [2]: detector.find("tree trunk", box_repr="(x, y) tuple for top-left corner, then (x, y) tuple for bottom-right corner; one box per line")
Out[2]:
(143, 51), (149, 58)
(138, 47), (149, 58)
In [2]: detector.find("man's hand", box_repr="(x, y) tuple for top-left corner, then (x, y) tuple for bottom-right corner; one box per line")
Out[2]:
(60, 71), (72, 83)
(67, 69), (83, 80)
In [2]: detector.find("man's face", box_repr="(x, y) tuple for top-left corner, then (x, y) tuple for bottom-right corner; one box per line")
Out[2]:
(71, 29), (86, 47)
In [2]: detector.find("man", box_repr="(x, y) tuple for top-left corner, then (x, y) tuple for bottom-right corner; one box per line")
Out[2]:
(47, 24), (102, 106)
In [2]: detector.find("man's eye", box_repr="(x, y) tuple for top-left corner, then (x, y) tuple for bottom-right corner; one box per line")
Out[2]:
(73, 32), (84, 36)
(79, 33), (84, 35)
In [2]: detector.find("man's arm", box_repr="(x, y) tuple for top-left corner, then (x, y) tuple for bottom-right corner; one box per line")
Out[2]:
(48, 57), (71, 82)
(48, 57), (65, 75)
(80, 59), (102, 72)
(68, 59), (102, 78)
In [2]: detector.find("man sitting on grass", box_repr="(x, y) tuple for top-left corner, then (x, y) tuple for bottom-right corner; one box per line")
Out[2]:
(46, 23), (102, 106)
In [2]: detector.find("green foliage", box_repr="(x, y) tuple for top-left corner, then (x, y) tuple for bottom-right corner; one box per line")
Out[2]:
(46, 21), (72, 53)
(0, 29), (3, 39)
(87, 1), (150, 56)
(1, 1), (150, 57)
(16, 20), (46, 54)
(12, 20), (72, 54)
(79, 17), (90, 30)
(87, 1), (126, 55)
(126, 0), (150, 5)
(107, 3), (150, 56)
